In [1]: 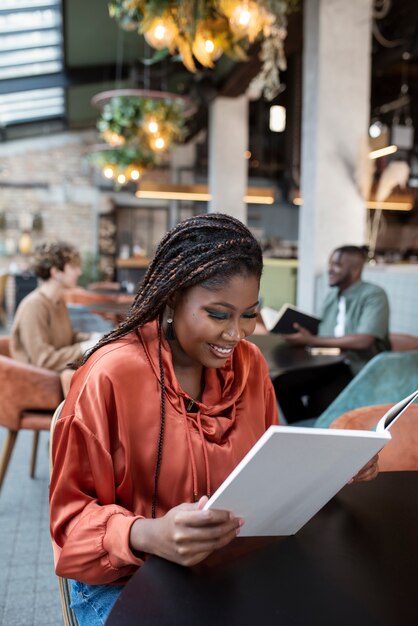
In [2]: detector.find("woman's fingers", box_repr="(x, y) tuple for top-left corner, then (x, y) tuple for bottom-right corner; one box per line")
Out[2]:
(161, 501), (244, 566)
(131, 499), (244, 568)
(350, 454), (379, 483)
(171, 525), (241, 567)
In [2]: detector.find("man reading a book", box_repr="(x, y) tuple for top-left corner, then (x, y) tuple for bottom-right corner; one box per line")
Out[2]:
(277, 245), (390, 422)
(284, 245), (390, 374)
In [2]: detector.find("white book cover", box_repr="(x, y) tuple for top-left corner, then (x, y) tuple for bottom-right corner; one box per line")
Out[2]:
(205, 391), (418, 536)
(204, 426), (390, 537)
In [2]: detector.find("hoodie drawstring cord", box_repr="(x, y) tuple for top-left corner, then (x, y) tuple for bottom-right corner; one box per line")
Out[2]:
(181, 403), (212, 501)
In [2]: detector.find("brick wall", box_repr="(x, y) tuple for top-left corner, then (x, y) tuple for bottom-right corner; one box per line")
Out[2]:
(0, 131), (112, 272)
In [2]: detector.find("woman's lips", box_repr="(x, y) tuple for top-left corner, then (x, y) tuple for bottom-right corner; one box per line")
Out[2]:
(208, 343), (234, 358)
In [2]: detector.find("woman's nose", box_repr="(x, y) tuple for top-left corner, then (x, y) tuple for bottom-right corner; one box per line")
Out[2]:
(222, 321), (244, 341)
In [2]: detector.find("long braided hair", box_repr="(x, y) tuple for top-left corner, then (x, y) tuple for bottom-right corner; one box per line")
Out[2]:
(81, 213), (263, 515)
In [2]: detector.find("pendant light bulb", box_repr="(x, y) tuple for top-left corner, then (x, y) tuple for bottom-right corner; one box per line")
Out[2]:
(147, 119), (159, 134)
(144, 18), (175, 50)
(103, 166), (115, 179)
(229, 1), (264, 42)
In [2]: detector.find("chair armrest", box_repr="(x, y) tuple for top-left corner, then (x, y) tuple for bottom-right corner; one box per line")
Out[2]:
(0, 356), (63, 430)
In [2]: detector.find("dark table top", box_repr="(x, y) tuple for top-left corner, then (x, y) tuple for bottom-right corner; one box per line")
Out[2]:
(107, 472), (418, 626)
(247, 333), (345, 378)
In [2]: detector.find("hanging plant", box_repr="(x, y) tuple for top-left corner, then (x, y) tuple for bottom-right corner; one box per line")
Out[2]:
(97, 95), (187, 151)
(89, 89), (195, 187)
(88, 145), (158, 187)
(108, 0), (300, 100)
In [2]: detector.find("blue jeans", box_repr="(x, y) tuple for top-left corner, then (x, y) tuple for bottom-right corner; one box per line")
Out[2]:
(70, 580), (123, 625)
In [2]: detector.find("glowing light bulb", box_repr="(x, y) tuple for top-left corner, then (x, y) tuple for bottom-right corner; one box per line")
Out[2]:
(147, 119), (159, 134)
(130, 169), (141, 181)
(154, 24), (166, 40)
(204, 39), (215, 53)
(117, 174), (126, 185)
(154, 137), (166, 150)
(229, 1), (264, 42)
(237, 8), (251, 26)
(192, 31), (222, 67)
(144, 18), (175, 50)
(103, 167), (114, 179)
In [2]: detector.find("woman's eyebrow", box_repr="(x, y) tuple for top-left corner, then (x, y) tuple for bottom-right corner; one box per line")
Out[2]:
(208, 300), (260, 310)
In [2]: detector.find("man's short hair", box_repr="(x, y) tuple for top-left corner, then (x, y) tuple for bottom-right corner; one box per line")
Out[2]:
(333, 245), (368, 260)
(32, 241), (81, 280)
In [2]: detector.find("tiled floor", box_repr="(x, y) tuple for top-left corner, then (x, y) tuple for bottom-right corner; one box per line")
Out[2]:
(0, 310), (110, 626)
(0, 428), (63, 625)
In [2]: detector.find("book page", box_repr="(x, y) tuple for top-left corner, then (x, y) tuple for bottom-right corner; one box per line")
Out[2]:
(204, 425), (390, 536)
(259, 306), (281, 331)
(376, 389), (418, 432)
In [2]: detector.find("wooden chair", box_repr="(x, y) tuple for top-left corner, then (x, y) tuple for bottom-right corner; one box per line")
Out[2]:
(49, 401), (79, 626)
(330, 403), (418, 471)
(0, 336), (63, 491)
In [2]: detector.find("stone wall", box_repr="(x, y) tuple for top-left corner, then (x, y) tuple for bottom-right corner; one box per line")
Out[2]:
(0, 131), (112, 274)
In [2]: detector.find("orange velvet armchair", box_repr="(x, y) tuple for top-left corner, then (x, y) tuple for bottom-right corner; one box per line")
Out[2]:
(330, 403), (418, 471)
(0, 336), (63, 492)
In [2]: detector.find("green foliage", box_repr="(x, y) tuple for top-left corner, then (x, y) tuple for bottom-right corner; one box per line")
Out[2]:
(97, 96), (187, 145)
(79, 251), (103, 287)
(108, 0), (300, 96)
(89, 146), (157, 169)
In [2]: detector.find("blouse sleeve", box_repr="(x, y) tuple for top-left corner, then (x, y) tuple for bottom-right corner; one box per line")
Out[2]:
(50, 375), (144, 584)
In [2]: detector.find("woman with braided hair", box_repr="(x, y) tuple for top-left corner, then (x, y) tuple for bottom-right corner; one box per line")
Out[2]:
(49, 213), (378, 625)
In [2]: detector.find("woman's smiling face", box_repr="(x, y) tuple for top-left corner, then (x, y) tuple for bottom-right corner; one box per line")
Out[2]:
(169, 273), (260, 370)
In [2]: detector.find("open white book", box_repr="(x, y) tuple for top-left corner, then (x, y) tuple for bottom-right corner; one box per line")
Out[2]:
(260, 304), (321, 335)
(204, 390), (418, 536)
(375, 389), (418, 431)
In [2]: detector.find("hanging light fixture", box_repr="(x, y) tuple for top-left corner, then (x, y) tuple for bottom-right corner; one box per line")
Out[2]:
(87, 145), (156, 188)
(108, 1), (300, 101)
(89, 89), (197, 186)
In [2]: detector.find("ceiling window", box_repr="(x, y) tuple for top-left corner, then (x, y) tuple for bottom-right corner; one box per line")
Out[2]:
(0, 0), (64, 126)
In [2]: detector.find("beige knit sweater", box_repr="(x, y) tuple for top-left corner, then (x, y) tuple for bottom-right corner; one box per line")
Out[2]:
(11, 287), (89, 372)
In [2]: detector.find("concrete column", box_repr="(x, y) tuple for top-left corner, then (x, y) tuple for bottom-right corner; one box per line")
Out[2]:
(208, 95), (248, 223)
(298, 0), (372, 311)
(169, 141), (196, 229)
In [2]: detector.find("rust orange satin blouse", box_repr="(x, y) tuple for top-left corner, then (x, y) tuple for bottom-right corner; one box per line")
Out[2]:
(49, 320), (278, 585)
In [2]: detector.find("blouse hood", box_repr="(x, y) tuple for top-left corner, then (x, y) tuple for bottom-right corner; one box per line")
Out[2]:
(137, 320), (253, 444)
